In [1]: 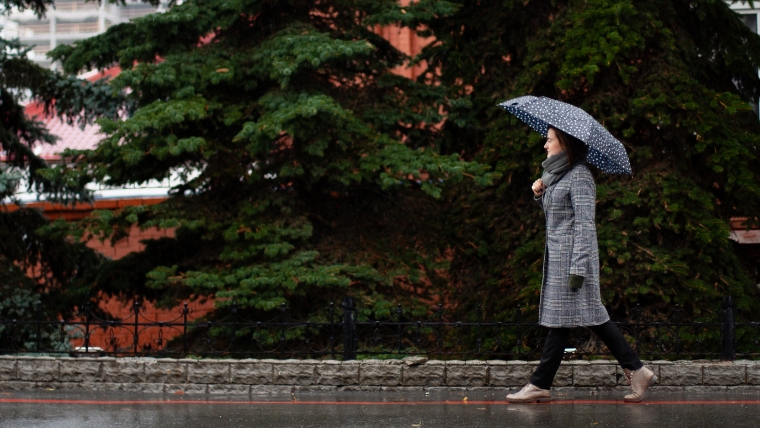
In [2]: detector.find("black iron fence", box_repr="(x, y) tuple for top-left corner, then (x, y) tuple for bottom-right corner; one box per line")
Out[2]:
(1, 296), (758, 360)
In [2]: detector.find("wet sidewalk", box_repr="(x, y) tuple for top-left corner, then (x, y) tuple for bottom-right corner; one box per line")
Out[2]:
(0, 389), (759, 427)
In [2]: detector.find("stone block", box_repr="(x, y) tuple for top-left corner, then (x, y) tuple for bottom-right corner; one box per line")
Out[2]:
(362, 359), (404, 365)
(360, 362), (401, 386)
(316, 364), (359, 386)
(89, 382), (124, 391)
(273, 363), (316, 385)
(0, 381), (34, 390)
(487, 364), (532, 387)
(565, 360), (590, 365)
(144, 359), (186, 383)
(164, 383), (207, 395)
(659, 364), (702, 386)
(102, 359), (144, 383)
(119, 383), (166, 394)
(292, 385), (339, 392)
(231, 362), (272, 385)
(46, 381), (86, 390)
(59, 358), (101, 382)
(403, 356), (428, 366)
(445, 362), (487, 387)
(250, 385), (294, 395)
(138, 383), (172, 393)
(616, 367), (631, 386)
(426, 386), (467, 394)
(208, 384), (250, 395)
(17, 357), (58, 382)
(553, 366), (573, 387)
(189, 361), (230, 384)
(747, 364), (760, 385)
(573, 364), (616, 387)
(402, 364), (445, 386)
(0, 358), (16, 380)
(703, 365), (746, 386)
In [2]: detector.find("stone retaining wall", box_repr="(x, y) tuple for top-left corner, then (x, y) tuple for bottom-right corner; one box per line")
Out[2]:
(1, 356), (759, 394)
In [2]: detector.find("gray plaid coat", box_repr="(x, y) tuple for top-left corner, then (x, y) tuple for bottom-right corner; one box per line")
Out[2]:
(536, 163), (610, 328)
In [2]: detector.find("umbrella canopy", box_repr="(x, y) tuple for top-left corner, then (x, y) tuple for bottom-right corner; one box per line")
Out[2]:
(498, 95), (632, 175)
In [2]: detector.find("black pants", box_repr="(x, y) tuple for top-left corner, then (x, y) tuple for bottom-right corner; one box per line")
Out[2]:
(530, 320), (643, 390)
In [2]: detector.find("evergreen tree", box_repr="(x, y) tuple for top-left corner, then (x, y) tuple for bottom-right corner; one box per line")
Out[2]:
(47, 0), (497, 318)
(0, 0), (124, 344)
(422, 0), (760, 318)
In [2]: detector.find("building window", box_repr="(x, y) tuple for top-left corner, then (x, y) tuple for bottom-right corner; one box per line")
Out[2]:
(741, 14), (760, 114)
(744, 13), (758, 33)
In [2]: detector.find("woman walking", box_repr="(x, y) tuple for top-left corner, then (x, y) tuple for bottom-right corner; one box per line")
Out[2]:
(506, 126), (656, 403)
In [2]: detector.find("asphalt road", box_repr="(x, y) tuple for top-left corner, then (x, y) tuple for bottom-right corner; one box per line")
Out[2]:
(0, 389), (759, 427)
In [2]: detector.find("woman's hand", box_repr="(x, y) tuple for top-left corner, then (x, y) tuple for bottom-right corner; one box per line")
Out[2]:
(569, 275), (584, 291)
(532, 179), (545, 197)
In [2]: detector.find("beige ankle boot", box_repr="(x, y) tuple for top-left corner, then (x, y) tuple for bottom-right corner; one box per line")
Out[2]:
(623, 366), (657, 402)
(506, 383), (550, 403)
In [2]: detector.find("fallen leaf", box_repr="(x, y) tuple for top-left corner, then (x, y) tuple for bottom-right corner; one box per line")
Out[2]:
(462, 397), (468, 402)
(173, 390), (185, 395)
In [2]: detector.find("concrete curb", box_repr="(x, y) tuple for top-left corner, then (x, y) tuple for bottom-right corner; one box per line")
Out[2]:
(1, 356), (758, 395)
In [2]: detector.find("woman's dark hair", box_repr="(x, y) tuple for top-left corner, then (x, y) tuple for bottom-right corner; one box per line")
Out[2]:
(550, 127), (588, 165)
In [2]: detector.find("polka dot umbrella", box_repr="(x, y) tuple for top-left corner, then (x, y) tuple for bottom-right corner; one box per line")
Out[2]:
(498, 95), (632, 175)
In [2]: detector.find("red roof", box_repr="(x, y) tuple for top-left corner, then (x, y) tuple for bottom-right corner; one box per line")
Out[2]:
(32, 119), (103, 161)
(12, 67), (122, 162)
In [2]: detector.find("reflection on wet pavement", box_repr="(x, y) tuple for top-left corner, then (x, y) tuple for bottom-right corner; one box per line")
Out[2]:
(0, 389), (758, 427)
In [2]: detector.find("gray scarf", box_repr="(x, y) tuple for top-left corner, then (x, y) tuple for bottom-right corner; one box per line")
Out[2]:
(541, 151), (571, 189)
